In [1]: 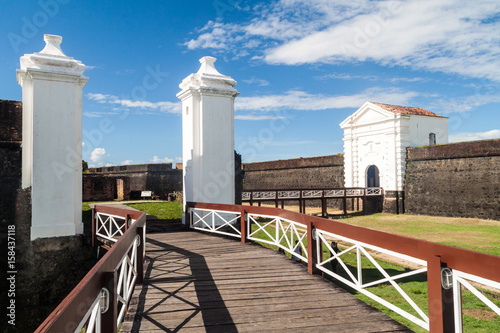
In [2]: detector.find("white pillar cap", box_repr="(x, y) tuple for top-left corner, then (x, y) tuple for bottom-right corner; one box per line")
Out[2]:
(177, 55), (239, 99)
(17, 34), (87, 81)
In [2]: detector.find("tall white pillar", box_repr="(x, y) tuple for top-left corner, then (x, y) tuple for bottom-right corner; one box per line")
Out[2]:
(17, 34), (88, 240)
(177, 56), (239, 209)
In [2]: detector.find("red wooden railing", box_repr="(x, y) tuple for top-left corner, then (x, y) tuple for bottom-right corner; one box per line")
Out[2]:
(186, 201), (500, 332)
(35, 205), (146, 333)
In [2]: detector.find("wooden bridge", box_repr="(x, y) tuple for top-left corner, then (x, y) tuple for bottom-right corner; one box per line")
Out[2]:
(36, 203), (500, 333)
(120, 230), (409, 332)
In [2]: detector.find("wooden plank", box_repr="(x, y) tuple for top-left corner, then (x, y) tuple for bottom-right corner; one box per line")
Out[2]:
(122, 230), (411, 332)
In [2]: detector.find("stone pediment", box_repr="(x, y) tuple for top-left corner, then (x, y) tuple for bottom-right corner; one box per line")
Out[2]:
(340, 102), (394, 128)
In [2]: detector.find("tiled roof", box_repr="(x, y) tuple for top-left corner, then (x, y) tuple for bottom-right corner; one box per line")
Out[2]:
(371, 102), (445, 118)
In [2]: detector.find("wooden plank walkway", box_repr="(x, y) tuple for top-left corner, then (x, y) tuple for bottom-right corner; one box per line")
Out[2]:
(122, 230), (411, 333)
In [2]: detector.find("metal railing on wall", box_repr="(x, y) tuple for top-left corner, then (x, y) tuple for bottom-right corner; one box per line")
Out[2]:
(186, 201), (500, 333)
(35, 205), (146, 333)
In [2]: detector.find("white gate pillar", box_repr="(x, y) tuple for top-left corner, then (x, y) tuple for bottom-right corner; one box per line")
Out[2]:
(177, 56), (239, 212)
(17, 34), (88, 240)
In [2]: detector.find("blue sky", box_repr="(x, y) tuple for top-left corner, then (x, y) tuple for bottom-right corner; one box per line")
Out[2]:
(1, 0), (499, 167)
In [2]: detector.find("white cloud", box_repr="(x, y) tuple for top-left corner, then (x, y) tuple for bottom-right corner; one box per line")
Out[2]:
(121, 160), (133, 165)
(186, 0), (500, 82)
(316, 73), (378, 81)
(449, 129), (500, 143)
(264, 0), (500, 81)
(86, 93), (181, 115)
(235, 114), (286, 121)
(242, 77), (270, 86)
(427, 85), (500, 114)
(90, 148), (109, 166)
(185, 21), (244, 50)
(236, 87), (418, 111)
(149, 156), (182, 164)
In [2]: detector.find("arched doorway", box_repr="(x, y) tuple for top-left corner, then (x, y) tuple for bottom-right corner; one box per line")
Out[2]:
(366, 165), (380, 187)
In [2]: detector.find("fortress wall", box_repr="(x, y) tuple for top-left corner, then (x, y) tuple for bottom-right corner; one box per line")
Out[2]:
(405, 139), (500, 220)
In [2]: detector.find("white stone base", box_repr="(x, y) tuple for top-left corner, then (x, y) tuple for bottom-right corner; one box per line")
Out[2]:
(31, 222), (84, 240)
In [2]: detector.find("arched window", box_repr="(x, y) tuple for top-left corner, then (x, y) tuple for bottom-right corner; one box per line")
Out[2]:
(366, 165), (380, 187)
(429, 133), (436, 145)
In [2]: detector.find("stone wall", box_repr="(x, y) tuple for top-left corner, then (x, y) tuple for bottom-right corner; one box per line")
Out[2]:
(243, 154), (345, 190)
(405, 139), (500, 220)
(0, 101), (23, 332)
(83, 174), (131, 201)
(12, 187), (95, 332)
(84, 163), (182, 201)
(0, 100), (96, 332)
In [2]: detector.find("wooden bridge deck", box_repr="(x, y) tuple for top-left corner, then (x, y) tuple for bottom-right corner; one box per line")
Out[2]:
(122, 229), (411, 333)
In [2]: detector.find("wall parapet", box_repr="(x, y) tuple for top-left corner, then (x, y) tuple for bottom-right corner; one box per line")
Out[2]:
(88, 163), (174, 173)
(407, 139), (500, 161)
(243, 154), (344, 172)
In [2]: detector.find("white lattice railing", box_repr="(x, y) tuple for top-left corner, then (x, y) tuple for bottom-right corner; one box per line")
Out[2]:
(74, 234), (140, 333)
(302, 190), (323, 198)
(247, 213), (308, 263)
(95, 212), (136, 243)
(314, 229), (429, 330)
(74, 291), (105, 333)
(346, 189), (364, 196)
(278, 190), (300, 199)
(452, 270), (500, 332)
(366, 188), (382, 195)
(252, 191), (277, 199)
(242, 188), (384, 201)
(186, 202), (500, 332)
(324, 189), (345, 197)
(190, 208), (241, 238)
(116, 235), (140, 325)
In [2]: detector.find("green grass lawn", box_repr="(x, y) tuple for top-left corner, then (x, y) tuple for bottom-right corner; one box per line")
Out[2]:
(124, 201), (183, 220)
(342, 213), (500, 256)
(248, 218), (500, 332)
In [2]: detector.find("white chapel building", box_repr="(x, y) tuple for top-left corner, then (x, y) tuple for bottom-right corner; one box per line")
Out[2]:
(340, 102), (448, 210)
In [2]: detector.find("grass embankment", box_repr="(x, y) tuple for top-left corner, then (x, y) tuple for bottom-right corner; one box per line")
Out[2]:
(249, 215), (500, 332)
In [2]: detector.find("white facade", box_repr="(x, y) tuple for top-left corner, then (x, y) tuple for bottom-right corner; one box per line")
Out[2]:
(340, 102), (448, 191)
(17, 34), (88, 240)
(177, 56), (239, 208)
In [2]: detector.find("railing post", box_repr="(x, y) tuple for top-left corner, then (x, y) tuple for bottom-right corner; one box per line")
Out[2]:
(321, 191), (326, 217)
(137, 227), (145, 285)
(306, 221), (320, 275)
(428, 255), (455, 333)
(101, 271), (118, 333)
(185, 204), (191, 229)
(240, 207), (247, 244)
(343, 190), (347, 215)
(125, 214), (131, 231)
(92, 206), (96, 247)
(362, 189), (367, 215)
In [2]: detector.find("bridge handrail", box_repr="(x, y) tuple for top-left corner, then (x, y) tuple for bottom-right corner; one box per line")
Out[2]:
(186, 201), (500, 332)
(241, 187), (383, 200)
(35, 205), (146, 333)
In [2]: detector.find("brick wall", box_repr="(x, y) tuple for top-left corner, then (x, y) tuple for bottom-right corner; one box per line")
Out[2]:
(405, 139), (500, 220)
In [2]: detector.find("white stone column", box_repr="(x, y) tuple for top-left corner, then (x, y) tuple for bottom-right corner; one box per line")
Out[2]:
(177, 56), (239, 210)
(17, 34), (88, 240)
